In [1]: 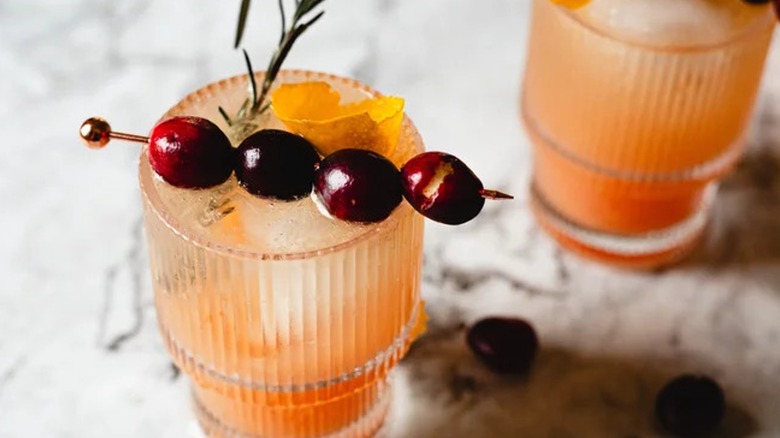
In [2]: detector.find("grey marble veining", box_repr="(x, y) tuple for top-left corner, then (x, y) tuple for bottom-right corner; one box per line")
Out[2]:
(1, 0), (779, 437)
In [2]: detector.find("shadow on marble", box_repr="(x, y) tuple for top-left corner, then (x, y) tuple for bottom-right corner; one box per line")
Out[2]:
(396, 323), (757, 438)
(679, 108), (780, 276)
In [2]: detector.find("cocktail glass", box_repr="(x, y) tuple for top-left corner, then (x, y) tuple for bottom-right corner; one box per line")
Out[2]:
(522, 0), (775, 267)
(140, 70), (425, 437)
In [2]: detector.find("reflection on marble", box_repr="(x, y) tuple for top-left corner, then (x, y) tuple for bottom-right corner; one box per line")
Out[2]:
(1, 0), (779, 437)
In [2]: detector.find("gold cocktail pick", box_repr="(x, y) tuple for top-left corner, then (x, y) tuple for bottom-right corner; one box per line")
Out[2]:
(79, 117), (149, 149)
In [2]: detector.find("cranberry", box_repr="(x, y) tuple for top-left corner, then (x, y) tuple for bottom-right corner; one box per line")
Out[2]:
(313, 149), (403, 223)
(655, 375), (725, 437)
(235, 129), (320, 200)
(149, 116), (234, 189)
(401, 152), (511, 225)
(466, 317), (538, 375)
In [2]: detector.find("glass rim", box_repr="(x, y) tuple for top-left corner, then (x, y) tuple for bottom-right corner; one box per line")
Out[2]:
(554, 1), (776, 52)
(139, 69), (424, 261)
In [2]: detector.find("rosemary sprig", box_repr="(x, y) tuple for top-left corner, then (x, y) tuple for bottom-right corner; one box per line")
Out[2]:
(233, 0), (252, 49)
(243, 48), (258, 108)
(254, 0), (325, 112)
(221, 0), (326, 127)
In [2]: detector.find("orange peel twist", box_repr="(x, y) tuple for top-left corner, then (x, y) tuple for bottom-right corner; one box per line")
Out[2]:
(550, 0), (591, 9)
(271, 81), (404, 157)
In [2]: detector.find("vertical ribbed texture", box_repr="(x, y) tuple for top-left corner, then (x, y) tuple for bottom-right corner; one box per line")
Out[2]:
(140, 71), (426, 437)
(145, 201), (424, 438)
(522, 0), (774, 237)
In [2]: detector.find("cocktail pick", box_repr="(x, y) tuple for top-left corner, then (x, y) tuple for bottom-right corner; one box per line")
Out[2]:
(79, 116), (234, 188)
(79, 117), (148, 149)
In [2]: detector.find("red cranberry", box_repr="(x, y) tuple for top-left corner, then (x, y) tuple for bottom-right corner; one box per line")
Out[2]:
(401, 152), (485, 225)
(235, 129), (320, 200)
(655, 375), (725, 437)
(466, 317), (538, 375)
(149, 116), (234, 188)
(313, 149), (403, 223)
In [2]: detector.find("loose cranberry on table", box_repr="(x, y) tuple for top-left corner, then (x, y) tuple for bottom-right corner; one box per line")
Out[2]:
(235, 129), (320, 200)
(655, 374), (725, 437)
(466, 317), (539, 375)
(401, 152), (511, 225)
(149, 116), (234, 189)
(313, 149), (403, 223)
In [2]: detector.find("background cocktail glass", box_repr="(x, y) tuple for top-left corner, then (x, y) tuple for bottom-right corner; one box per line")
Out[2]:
(140, 70), (425, 437)
(522, 0), (775, 267)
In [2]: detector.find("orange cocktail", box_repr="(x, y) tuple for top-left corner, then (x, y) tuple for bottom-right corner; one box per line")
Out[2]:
(522, 0), (775, 267)
(141, 71), (425, 437)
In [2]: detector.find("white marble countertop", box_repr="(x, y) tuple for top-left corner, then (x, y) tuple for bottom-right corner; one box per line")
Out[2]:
(2, 0), (780, 437)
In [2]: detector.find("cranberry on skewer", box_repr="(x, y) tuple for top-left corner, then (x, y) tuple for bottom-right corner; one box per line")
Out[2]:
(80, 119), (514, 225)
(313, 149), (403, 223)
(235, 129), (320, 201)
(149, 117), (234, 189)
(80, 116), (234, 189)
(401, 152), (512, 225)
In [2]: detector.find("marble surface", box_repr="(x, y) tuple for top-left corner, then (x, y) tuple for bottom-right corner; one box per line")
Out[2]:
(1, 0), (780, 437)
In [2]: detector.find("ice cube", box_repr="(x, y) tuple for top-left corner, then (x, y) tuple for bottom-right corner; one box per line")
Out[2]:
(225, 188), (372, 254)
(581, 0), (765, 46)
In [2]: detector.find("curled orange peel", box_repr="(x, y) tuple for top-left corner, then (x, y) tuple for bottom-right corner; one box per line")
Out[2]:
(271, 81), (404, 157)
(550, 0), (591, 9)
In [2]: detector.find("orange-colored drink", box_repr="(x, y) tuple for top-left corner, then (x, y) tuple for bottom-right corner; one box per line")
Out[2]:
(141, 71), (425, 437)
(522, 0), (775, 267)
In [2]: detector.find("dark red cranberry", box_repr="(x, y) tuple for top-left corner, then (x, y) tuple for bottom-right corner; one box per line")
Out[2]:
(466, 317), (538, 375)
(149, 116), (234, 188)
(235, 129), (320, 200)
(774, 0), (779, 19)
(313, 149), (403, 223)
(655, 375), (725, 437)
(401, 152), (486, 225)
